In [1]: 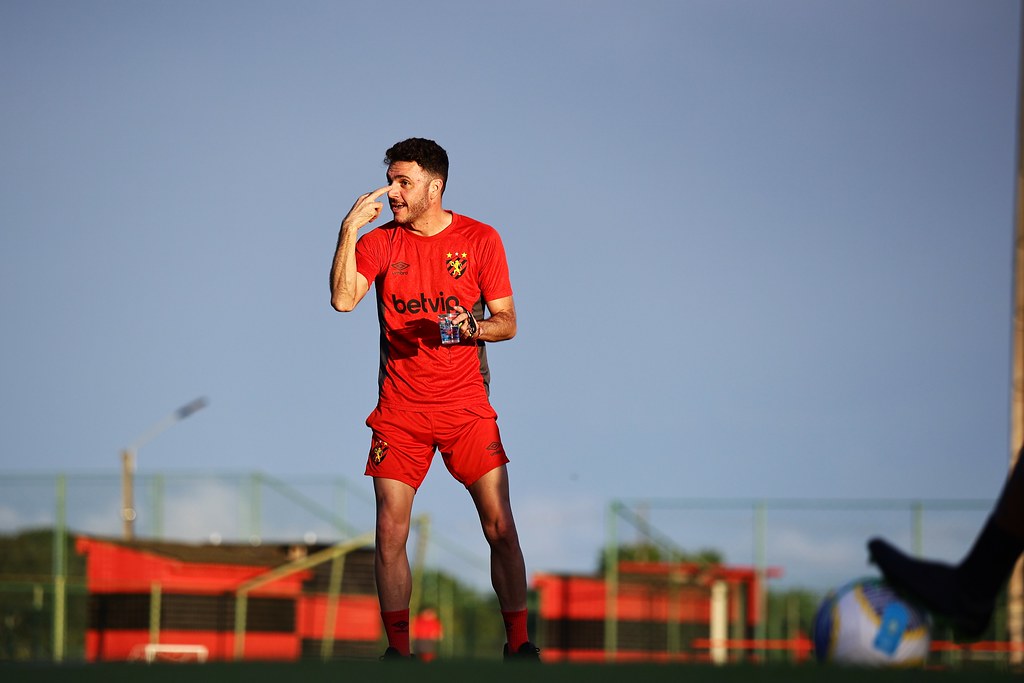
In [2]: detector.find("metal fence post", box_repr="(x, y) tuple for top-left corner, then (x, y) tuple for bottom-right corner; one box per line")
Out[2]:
(754, 500), (766, 662)
(52, 474), (66, 663)
(604, 501), (619, 661)
(911, 500), (923, 556)
(149, 582), (162, 645)
(151, 474), (165, 540)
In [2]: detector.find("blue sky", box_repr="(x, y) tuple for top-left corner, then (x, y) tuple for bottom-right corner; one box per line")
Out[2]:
(1, 0), (1020, 588)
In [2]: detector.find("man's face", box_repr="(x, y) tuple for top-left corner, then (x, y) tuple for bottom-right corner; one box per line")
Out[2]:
(386, 161), (435, 225)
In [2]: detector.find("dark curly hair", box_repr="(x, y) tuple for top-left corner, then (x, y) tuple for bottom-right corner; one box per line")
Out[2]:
(384, 138), (449, 192)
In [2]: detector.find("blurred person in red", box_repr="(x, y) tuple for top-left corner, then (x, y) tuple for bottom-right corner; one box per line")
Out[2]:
(412, 606), (444, 662)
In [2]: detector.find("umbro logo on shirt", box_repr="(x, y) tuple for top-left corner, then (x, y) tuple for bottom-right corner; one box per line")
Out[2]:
(390, 261), (410, 276)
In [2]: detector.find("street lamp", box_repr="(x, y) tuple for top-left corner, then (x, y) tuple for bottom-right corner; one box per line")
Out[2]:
(121, 397), (208, 540)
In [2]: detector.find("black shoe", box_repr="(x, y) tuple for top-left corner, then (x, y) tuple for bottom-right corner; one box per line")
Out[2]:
(503, 642), (541, 661)
(380, 647), (415, 661)
(867, 537), (993, 638)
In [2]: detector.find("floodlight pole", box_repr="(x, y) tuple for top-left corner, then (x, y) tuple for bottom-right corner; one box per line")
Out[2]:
(1009, 7), (1024, 662)
(121, 397), (208, 540)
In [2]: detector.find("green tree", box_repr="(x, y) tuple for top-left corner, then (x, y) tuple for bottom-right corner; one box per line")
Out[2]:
(0, 529), (86, 661)
(597, 542), (723, 573)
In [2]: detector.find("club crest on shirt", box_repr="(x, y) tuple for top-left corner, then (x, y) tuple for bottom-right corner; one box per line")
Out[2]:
(370, 438), (389, 465)
(446, 251), (468, 279)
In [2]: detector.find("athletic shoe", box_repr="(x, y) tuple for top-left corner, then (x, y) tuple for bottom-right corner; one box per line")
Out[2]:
(380, 647), (416, 661)
(503, 642), (541, 661)
(867, 537), (993, 638)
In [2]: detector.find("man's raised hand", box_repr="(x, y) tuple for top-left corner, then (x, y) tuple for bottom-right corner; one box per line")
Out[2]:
(343, 186), (390, 230)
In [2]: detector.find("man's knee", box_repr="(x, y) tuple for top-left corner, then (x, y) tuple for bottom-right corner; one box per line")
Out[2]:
(482, 513), (519, 547)
(377, 513), (411, 545)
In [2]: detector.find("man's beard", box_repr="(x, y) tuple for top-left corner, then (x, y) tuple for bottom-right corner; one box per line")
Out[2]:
(393, 192), (429, 224)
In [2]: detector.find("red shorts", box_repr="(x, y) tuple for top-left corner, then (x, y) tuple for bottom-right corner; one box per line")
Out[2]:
(364, 404), (509, 490)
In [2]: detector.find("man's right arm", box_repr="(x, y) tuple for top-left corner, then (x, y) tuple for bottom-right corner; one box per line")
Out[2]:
(330, 187), (389, 312)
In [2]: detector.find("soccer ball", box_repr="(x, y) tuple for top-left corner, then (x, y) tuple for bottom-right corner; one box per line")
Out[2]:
(812, 577), (931, 666)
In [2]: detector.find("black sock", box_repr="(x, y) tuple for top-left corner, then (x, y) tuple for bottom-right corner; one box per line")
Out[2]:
(956, 517), (1024, 605)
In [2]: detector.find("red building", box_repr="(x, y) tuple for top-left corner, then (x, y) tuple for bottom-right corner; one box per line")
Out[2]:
(534, 560), (782, 663)
(77, 537), (788, 663)
(76, 537), (380, 661)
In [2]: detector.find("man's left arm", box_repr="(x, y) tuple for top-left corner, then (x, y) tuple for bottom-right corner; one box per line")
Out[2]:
(456, 296), (516, 343)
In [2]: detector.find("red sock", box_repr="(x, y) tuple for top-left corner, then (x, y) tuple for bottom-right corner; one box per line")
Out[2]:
(501, 609), (529, 651)
(382, 609), (410, 656)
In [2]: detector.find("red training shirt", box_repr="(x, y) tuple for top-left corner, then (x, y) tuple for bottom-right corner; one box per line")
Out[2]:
(355, 212), (514, 411)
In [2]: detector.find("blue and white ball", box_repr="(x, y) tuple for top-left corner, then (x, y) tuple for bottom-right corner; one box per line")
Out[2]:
(813, 577), (931, 666)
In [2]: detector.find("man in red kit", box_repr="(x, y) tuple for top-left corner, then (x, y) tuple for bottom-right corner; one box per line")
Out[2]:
(330, 138), (539, 661)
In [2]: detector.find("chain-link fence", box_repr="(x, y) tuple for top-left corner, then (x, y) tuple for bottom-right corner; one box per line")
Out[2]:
(599, 497), (1008, 667)
(0, 472), (1006, 665)
(0, 471), (505, 662)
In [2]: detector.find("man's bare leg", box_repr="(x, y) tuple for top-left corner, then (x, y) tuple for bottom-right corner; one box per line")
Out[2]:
(374, 477), (416, 656)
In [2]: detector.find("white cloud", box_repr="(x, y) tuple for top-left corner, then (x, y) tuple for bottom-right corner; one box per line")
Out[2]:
(161, 479), (243, 540)
(0, 505), (30, 529)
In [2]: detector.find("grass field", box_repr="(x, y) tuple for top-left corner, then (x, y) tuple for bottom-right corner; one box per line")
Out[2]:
(3, 660), (1023, 683)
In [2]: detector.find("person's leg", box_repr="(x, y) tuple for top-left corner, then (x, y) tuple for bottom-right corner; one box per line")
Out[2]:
(469, 466), (538, 658)
(439, 408), (538, 659)
(469, 465), (527, 611)
(992, 450), (1024, 535)
(869, 454), (1024, 637)
(374, 477), (416, 656)
(364, 407), (435, 657)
